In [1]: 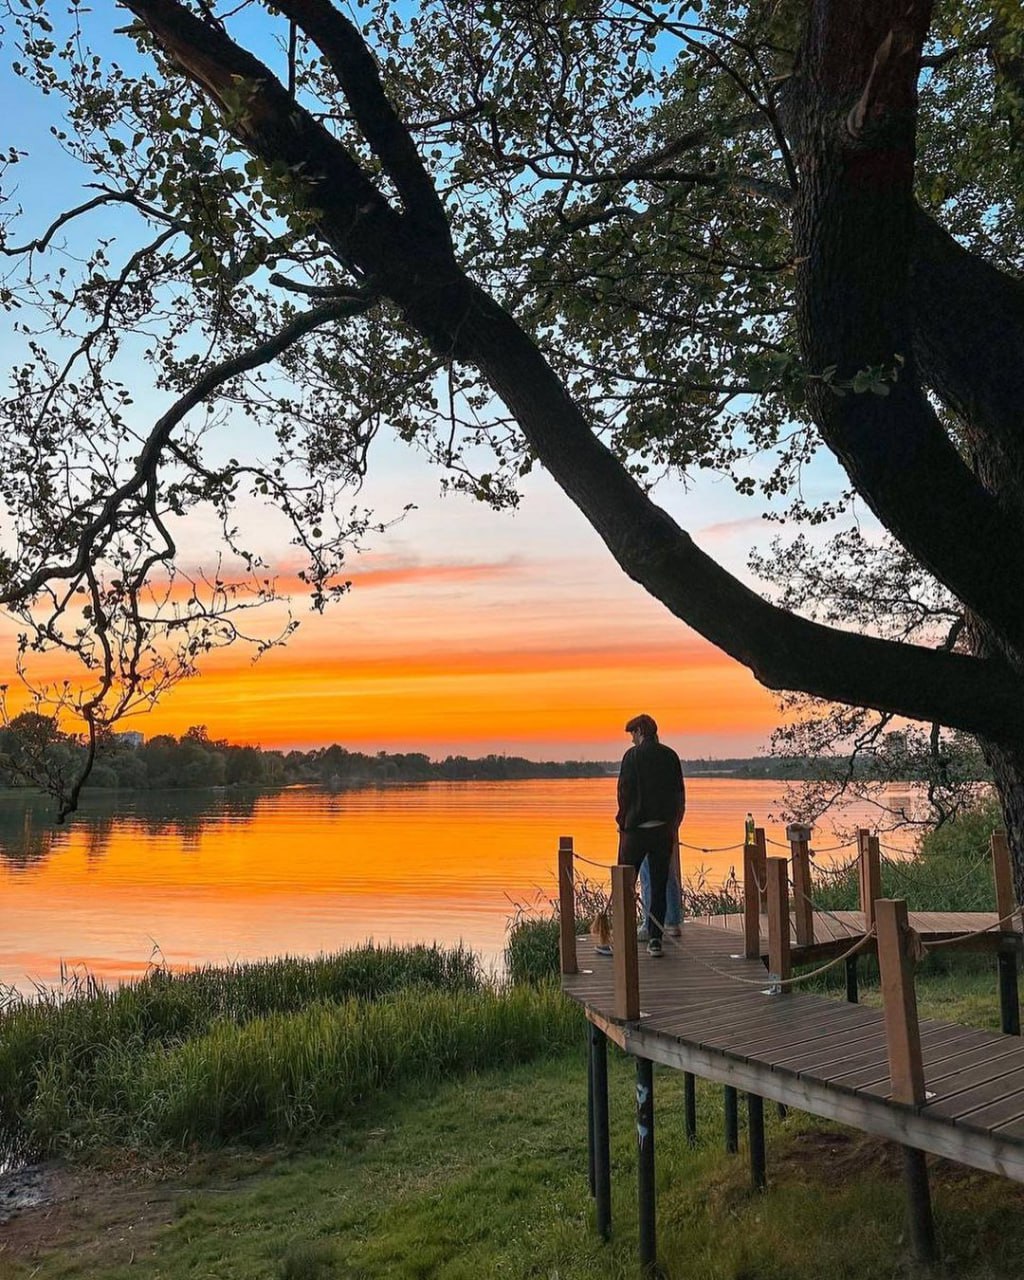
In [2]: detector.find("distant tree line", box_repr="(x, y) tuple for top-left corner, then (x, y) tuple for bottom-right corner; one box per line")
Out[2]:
(0, 715), (612, 792)
(682, 747), (992, 784)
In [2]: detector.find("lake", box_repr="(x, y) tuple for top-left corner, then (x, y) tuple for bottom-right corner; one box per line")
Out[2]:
(0, 778), (916, 992)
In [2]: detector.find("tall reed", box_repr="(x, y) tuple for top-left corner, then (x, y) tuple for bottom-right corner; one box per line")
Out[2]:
(0, 943), (482, 1158)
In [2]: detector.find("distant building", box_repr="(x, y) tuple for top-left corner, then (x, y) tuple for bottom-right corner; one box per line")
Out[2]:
(114, 731), (145, 750)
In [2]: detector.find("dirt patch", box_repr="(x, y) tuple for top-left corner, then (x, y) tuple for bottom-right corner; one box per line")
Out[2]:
(0, 1160), (177, 1270)
(776, 1128), (1024, 1199)
(0, 1150), (277, 1271)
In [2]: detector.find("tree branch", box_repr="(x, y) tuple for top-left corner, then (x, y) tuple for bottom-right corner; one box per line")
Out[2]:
(116, 0), (1024, 746)
(272, 0), (453, 250)
(2, 291), (374, 607)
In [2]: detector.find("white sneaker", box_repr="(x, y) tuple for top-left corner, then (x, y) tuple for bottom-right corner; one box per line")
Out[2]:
(637, 924), (650, 943)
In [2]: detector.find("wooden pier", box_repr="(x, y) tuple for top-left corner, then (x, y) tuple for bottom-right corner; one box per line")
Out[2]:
(557, 828), (1024, 1271)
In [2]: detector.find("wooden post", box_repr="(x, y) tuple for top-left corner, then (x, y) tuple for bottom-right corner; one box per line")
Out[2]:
(590, 1022), (611, 1239)
(992, 829), (1018, 930)
(845, 954), (860, 1004)
(991, 831), (1021, 1036)
(876, 897), (937, 1264)
(998, 945), (1021, 1037)
(558, 836), (578, 975)
(742, 839), (757, 962)
(857, 829), (882, 930)
(876, 898), (925, 1104)
(788, 823), (814, 947)
(754, 826), (768, 910)
(611, 864), (640, 1022)
(636, 1056), (656, 1272)
(684, 1072), (697, 1146)
(766, 856), (791, 990)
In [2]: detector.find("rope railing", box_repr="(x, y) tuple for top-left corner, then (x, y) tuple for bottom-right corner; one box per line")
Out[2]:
(643, 898), (879, 989)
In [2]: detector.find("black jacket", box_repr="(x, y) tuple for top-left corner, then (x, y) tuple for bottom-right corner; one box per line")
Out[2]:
(616, 739), (685, 832)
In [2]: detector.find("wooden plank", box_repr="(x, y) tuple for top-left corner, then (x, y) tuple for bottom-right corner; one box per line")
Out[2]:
(956, 1090), (1024, 1133)
(926, 1065), (1024, 1121)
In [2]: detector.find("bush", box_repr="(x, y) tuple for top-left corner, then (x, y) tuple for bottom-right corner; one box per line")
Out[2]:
(505, 917), (560, 984)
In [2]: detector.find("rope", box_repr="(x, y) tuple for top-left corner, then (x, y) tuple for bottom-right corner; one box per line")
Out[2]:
(679, 840), (745, 853)
(764, 836), (859, 853)
(651, 917), (879, 989)
(809, 855), (860, 880)
(571, 852), (616, 870)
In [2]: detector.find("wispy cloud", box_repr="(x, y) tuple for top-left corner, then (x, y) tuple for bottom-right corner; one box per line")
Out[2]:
(697, 515), (773, 543)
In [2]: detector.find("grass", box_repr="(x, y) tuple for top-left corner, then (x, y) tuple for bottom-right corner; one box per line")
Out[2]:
(4, 971), (1024, 1280)
(1, 944), (560, 1159)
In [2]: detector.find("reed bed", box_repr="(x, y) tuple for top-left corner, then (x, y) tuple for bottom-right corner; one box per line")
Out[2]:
(0, 943), (521, 1159)
(11, 982), (580, 1153)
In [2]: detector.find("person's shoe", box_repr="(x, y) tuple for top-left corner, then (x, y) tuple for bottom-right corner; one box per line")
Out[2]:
(666, 924), (681, 937)
(637, 924), (650, 942)
(594, 943), (613, 957)
(647, 939), (663, 958)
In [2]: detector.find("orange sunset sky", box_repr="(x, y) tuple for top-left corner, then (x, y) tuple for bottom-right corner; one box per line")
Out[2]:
(0, 12), (853, 764)
(0, 448), (786, 761)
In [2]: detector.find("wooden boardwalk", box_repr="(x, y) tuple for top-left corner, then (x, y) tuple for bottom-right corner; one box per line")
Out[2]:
(697, 908), (1010, 958)
(563, 917), (1024, 1181)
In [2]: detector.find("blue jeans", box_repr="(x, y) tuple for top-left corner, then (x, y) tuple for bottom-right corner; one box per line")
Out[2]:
(640, 845), (682, 928)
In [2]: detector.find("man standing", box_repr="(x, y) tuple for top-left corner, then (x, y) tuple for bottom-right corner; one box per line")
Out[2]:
(616, 714), (686, 957)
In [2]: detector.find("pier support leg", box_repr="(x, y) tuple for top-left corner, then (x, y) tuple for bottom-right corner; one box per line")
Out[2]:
(846, 954), (860, 1004)
(684, 1072), (697, 1146)
(636, 1057), (656, 1272)
(747, 1093), (766, 1191)
(902, 1146), (938, 1264)
(587, 1026), (596, 1196)
(723, 1086), (739, 1154)
(590, 1023), (611, 1239)
(998, 943), (1021, 1036)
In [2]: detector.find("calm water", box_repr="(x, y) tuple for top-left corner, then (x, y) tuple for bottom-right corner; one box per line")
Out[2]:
(0, 778), (915, 991)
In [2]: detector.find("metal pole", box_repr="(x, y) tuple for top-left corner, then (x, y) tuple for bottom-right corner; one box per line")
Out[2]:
(684, 1072), (697, 1146)
(723, 1085), (739, 1154)
(846, 954), (860, 1003)
(902, 1146), (938, 1263)
(747, 1092), (766, 1191)
(587, 1025), (596, 1196)
(998, 943), (1021, 1036)
(636, 1057), (656, 1272)
(591, 1023), (611, 1239)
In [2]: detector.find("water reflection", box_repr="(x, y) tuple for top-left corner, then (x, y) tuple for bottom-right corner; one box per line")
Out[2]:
(0, 788), (264, 869)
(0, 779), (916, 993)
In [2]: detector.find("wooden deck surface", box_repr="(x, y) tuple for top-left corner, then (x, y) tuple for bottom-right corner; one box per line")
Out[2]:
(562, 917), (1024, 1182)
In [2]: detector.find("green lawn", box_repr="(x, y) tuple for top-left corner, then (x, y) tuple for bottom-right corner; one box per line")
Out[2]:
(4, 970), (1024, 1280)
